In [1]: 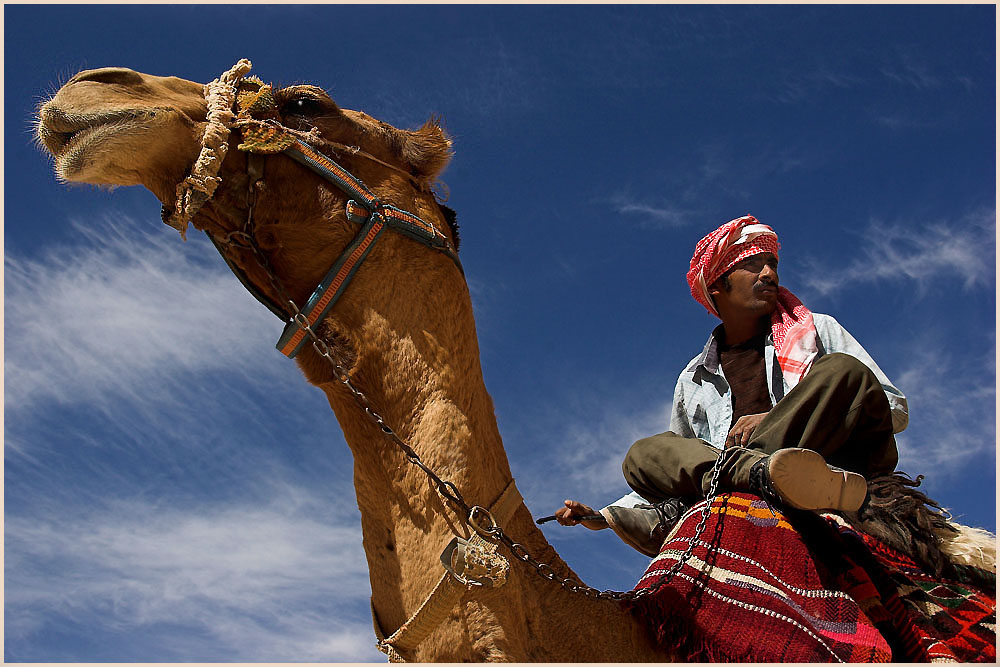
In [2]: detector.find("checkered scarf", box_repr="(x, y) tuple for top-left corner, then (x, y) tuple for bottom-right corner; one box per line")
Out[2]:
(772, 287), (818, 387)
(687, 215), (818, 387)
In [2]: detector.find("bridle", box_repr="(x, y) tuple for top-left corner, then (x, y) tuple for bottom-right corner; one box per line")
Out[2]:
(164, 60), (461, 360)
(164, 59), (721, 661)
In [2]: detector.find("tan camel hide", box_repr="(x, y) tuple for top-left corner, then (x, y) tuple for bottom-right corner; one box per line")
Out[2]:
(36, 64), (671, 662)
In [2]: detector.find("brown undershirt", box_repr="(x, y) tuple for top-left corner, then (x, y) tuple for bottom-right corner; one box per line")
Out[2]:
(719, 332), (772, 430)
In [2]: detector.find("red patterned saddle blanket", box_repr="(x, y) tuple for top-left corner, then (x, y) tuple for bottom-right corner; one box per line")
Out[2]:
(627, 492), (995, 663)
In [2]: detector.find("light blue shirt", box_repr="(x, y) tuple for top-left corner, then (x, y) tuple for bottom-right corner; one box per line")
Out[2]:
(609, 313), (907, 509)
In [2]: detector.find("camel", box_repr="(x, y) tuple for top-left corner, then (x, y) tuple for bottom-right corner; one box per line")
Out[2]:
(36, 60), (995, 663)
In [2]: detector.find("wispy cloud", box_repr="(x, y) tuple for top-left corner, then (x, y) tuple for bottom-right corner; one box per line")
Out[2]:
(607, 140), (819, 230)
(873, 112), (936, 130)
(369, 31), (538, 128)
(893, 341), (995, 489)
(560, 401), (674, 499)
(770, 51), (969, 104)
(880, 52), (941, 91)
(771, 68), (862, 104)
(507, 396), (675, 589)
(798, 207), (995, 297)
(4, 215), (287, 415)
(609, 195), (702, 230)
(695, 139), (819, 197)
(955, 75), (975, 93)
(5, 214), (383, 661)
(6, 492), (381, 661)
(513, 395), (673, 509)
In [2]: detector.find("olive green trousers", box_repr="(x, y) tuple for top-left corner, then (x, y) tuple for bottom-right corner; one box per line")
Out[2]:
(623, 353), (899, 502)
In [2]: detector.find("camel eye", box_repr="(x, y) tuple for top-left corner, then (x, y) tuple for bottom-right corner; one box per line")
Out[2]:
(282, 97), (325, 117)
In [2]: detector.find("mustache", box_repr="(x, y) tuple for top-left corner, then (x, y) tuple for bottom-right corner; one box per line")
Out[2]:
(754, 280), (778, 291)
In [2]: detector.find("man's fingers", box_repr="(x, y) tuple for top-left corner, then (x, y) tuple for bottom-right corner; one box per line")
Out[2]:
(546, 499), (608, 530)
(565, 499), (595, 514)
(555, 503), (582, 525)
(552, 499), (600, 526)
(727, 419), (754, 448)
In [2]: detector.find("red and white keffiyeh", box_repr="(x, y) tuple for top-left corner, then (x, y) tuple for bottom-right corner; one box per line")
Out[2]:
(771, 287), (818, 388)
(687, 215), (818, 387)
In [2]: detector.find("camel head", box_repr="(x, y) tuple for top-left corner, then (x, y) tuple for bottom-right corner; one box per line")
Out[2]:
(36, 61), (454, 215)
(36, 61), (462, 381)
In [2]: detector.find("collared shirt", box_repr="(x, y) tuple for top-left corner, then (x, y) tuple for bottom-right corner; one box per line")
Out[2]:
(607, 313), (907, 509)
(671, 313), (908, 450)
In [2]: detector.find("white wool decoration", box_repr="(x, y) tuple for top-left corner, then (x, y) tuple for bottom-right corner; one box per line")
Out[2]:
(165, 59), (253, 238)
(936, 522), (997, 572)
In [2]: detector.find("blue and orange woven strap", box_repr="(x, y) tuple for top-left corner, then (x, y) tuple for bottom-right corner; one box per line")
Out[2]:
(285, 140), (380, 210)
(287, 140), (458, 260)
(274, 139), (462, 358)
(275, 217), (387, 358)
(345, 200), (458, 259)
(230, 82), (462, 356)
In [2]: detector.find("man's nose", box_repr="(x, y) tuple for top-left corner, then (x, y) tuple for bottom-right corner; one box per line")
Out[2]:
(759, 264), (778, 283)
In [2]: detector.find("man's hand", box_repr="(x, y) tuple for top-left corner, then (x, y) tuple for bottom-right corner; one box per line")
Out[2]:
(726, 412), (768, 448)
(554, 499), (607, 530)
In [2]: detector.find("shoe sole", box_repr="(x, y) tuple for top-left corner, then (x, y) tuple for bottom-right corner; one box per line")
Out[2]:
(767, 448), (866, 512)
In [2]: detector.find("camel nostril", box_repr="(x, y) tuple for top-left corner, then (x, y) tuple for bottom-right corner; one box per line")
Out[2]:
(68, 67), (144, 86)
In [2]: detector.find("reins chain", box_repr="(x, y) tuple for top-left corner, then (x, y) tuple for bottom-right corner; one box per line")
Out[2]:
(237, 211), (724, 601)
(226, 108), (725, 604)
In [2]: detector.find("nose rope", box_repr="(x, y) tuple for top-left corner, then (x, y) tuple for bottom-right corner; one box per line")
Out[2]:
(163, 59), (252, 238)
(163, 58), (429, 236)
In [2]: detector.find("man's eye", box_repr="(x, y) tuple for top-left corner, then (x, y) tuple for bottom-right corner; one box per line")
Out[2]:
(282, 98), (325, 116)
(738, 256), (776, 273)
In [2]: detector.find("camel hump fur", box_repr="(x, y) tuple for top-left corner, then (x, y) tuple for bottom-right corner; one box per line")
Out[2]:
(35, 62), (995, 662)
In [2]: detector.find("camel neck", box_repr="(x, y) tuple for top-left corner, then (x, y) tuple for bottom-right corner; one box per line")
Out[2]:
(313, 286), (522, 643)
(308, 283), (665, 661)
(277, 226), (666, 658)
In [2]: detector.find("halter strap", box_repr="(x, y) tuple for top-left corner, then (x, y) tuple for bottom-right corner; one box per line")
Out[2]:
(219, 76), (462, 359)
(286, 140), (460, 259)
(261, 136), (462, 358)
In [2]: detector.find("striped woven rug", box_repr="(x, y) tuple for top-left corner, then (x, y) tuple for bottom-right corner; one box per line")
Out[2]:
(627, 492), (995, 663)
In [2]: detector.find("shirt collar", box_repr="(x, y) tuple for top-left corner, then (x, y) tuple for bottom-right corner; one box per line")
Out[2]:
(688, 324), (726, 374)
(688, 323), (774, 374)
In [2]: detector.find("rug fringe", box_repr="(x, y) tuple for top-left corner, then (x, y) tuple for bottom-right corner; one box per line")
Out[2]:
(627, 590), (777, 663)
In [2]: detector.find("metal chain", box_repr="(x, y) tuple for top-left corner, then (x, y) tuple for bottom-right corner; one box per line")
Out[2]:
(488, 449), (727, 602)
(233, 182), (726, 603)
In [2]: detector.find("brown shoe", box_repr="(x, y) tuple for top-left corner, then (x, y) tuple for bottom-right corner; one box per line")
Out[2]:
(750, 448), (867, 512)
(600, 498), (690, 558)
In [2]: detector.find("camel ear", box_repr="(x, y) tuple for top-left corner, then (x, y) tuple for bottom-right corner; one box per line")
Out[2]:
(399, 117), (452, 181)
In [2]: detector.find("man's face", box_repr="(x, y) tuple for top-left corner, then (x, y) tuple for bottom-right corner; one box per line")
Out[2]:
(710, 252), (779, 318)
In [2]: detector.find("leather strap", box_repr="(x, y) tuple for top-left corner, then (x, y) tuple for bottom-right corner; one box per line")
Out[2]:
(371, 478), (523, 662)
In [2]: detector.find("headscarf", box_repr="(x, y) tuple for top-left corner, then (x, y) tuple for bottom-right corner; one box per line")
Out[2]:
(687, 215), (818, 388)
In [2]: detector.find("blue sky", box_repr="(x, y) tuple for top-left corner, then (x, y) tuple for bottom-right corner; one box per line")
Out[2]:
(5, 4), (995, 662)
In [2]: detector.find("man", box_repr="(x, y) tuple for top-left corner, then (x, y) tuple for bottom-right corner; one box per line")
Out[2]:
(555, 215), (908, 557)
